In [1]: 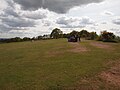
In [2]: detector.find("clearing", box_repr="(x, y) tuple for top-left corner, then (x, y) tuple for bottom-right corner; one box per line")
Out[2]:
(0, 39), (120, 90)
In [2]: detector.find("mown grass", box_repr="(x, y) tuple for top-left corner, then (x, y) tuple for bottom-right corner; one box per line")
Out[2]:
(0, 39), (120, 90)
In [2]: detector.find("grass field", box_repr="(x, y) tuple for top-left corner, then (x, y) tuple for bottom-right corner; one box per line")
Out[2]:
(0, 39), (120, 90)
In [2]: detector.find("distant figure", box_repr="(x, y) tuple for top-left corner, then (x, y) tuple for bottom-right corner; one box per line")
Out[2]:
(31, 40), (34, 42)
(76, 34), (81, 42)
(78, 35), (81, 42)
(74, 35), (77, 42)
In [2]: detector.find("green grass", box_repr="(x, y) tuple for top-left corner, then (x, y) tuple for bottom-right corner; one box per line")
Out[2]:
(0, 39), (120, 90)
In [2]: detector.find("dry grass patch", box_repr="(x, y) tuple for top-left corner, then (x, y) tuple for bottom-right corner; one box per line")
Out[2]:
(73, 60), (120, 90)
(99, 61), (120, 87)
(90, 42), (114, 50)
(69, 42), (88, 53)
(45, 51), (65, 57)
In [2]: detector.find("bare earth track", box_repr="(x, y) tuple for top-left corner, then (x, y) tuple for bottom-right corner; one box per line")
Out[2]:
(66, 41), (120, 90)
(90, 42), (114, 50)
(69, 42), (88, 53)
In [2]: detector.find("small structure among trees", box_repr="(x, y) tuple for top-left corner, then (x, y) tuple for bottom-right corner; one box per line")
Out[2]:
(67, 30), (98, 42)
(0, 28), (119, 44)
(68, 31), (80, 42)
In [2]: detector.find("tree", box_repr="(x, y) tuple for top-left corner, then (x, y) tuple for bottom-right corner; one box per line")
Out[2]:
(11, 37), (22, 42)
(23, 37), (31, 41)
(79, 30), (90, 38)
(101, 31), (115, 42)
(50, 28), (63, 39)
(97, 31), (116, 42)
(63, 33), (70, 38)
(70, 30), (78, 37)
(37, 35), (43, 40)
(89, 32), (98, 40)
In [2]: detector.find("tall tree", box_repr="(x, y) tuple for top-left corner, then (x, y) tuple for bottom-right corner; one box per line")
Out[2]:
(50, 28), (63, 39)
(79, 30), (90, 38)
(70, 30), (78, 37)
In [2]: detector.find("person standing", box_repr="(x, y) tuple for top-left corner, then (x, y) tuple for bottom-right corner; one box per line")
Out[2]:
(78, 35), (81, 42)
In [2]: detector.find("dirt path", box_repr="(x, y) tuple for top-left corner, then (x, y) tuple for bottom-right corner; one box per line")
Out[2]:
(45, 42), (88, 57)
(90, 42), (114, 50)
(99, 61), (120, 87)
(69, 42), (88, 53)
(73, 60), (120, 90)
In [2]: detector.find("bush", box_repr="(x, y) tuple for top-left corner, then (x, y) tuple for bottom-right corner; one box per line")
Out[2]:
(97, 31), (120, 43)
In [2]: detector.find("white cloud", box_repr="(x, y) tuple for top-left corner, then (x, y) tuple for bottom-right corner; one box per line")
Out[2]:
(0, 0), (120, 37)
(0, 0), (8, 10)
(101, 22), (107, 24)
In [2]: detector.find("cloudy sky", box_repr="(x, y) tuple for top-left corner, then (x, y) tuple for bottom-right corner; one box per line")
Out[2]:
(0, 0), (120, 38)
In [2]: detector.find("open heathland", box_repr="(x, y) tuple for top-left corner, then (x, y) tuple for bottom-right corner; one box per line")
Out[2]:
(0, 39), (120, 90)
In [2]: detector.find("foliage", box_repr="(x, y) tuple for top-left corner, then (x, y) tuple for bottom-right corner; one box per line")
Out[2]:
(0, 29), (119, 43)
(63, 33), (70, 38)
(37, 35), (43, 40)
(97, 31), (119, 43)
(69, 30), (78, 36)
(23, 37), (31, 41)
(67, 30), (98, 40)
(50, 28), (63, 39)
(86, 32), (98, 40)
(79, 30), (90, 38)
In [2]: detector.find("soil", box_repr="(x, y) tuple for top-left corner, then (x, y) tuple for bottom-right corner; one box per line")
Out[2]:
(90, 42), (113, 50)
(69, 42), (88, 53)
(99, 61), (120, 87)
(73, 60), (120, 90)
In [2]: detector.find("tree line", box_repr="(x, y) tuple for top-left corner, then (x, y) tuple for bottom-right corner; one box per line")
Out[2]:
(50, 28), (120, 43)
(0, 28), (120, 43)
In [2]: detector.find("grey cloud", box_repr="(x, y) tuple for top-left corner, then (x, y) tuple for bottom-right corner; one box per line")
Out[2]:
(57, 16), (94, 28)
(112, 18), (120, 25)
(2, 8), (19, 17)
(1, 17), (35, 27)
(56, 17), (77, 25)
(102, 11), (114, 16)
(80, 17), (94, 25)
(0, 23), (27, 33)
(105, 12), (113, 15)
(6, 0), (15, 8)
(0, 24), (11, 32)
(22, 9), (47, 19)
(0, 0), (36, 33)
(23, 13), (46, 19)
(56, 17), (80, 28)
(13, 0), (104, 13)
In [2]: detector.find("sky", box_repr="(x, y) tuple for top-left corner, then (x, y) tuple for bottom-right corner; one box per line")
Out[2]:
(0, 0), (120, 38)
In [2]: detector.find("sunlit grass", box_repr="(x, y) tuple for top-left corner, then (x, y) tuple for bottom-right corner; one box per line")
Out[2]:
(0, 39), (119, 89)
